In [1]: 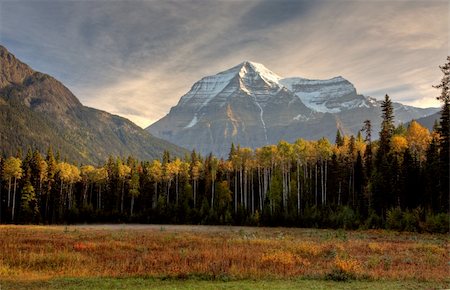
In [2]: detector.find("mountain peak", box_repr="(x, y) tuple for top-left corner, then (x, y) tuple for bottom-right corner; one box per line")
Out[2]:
(0, 45), (34, 87)
(226, 61), (282, 85)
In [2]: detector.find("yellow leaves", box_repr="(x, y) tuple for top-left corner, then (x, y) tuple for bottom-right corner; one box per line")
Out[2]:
(390, 121), (432, 159)
(368, 242), (385, 254)
(92, 167), (108, 183)
(391, 135), (408, 155)
(191, 160), (203, 180)
(406, 121), (431, 161)
(80, 165), (95, 182)
(334, 256), (361, 274)
(261, 251), (310, 268)
(1, 226), (449, 281)
(148, 160), (163, 182)
(57, 162), (73, 183)
(294, 241), (322, 257)
(2, 156), (23, 179)
(117, 162), (131, 178)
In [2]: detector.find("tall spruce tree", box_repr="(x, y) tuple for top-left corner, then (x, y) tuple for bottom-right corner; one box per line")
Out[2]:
(434, 56), (450, 212)
(335, 130), (344, 147)
(379, 94), (395, 155)
(373, 95), (395, 216)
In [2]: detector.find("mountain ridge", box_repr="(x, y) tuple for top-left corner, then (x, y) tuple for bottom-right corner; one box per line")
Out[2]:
(148, 61), (439, 157)
(0, 45), (187, 163)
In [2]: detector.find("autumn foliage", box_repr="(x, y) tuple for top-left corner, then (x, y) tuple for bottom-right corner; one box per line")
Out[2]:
(0, 225), (448, 283)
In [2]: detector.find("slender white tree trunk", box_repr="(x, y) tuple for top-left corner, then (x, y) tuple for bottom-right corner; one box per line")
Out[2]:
(315, 163), (318, 206)
(11, 177), (17, 222)
(211, 178), (215, 208)
(297, 161), (300, 215)
(153, 182), (157, 209)
(7, 177), (11, 207)
(121, 180), (125, 213)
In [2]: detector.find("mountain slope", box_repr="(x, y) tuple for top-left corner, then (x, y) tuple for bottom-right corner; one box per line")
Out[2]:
(148, 61), (317, 156)
(148, 61), (438, 157)
(0, 45), (186, 163)
(413, 112), (441, 131)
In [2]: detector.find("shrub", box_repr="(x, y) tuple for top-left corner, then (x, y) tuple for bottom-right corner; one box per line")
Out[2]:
(402, 209), (421, 232)
(386, 207), (403, 230)
(363, 210), (382, 229)
(424, 213), (450, 233)
(330, 206), (359, 230)
(326, 257), (360, 281)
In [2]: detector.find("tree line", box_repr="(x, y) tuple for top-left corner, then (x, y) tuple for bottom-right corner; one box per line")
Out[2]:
(1, 57), (449, 232)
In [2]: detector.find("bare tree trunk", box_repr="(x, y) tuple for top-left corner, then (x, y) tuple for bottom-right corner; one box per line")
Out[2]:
(193, 180), (197, 208)
(297, 161), (300, 216)
(315, 163), (318, 207)
(321, 160), (324, 206)
(59, 179), (64, 218)
(338, 181), (341, 206)
(211, 178), (215, 208)
(121, 180), (125, 213)
(167, 181), (171, 204)
(352, 164), (355, 207)
(153, 182), (157, 209)
(83, 181), (88, 206)
(98, 184), (102, 210)
(258, 167), (262, 212)
(7, 177), (11, 207)
(325, 160), (328, 205)
(45, 184), (50, 222)
(244, 170), (247, 209)
(240, 167), (243, 208)
(130, 195), (134, 216)
(251, 171), (254, 214)
(90, 183), (93, 206)
(176, 174), (179, 205)
(234, 170), (237, 213)
(11, 177), (17, 222)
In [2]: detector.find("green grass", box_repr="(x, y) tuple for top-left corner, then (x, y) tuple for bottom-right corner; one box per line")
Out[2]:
(1, 278), (447, 290)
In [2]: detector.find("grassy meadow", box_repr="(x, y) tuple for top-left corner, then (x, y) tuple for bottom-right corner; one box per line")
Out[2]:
(0, 225), (448, 289)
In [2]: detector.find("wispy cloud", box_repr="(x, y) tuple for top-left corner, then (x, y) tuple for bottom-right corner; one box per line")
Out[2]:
(1, 0), (447, 128)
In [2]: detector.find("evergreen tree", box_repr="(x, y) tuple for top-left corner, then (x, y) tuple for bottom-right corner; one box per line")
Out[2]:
(379, 94), (394, 155)
(335, 130), (344, 147)
(433, 56), (450, 212)
(373, 95), (395, 216)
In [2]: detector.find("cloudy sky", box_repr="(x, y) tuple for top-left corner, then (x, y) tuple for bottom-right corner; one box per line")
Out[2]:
(0, 0), (448, 128)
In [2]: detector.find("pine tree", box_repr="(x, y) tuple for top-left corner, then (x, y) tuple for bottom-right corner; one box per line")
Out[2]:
(335, 130), (344, 147)
(373, 95), (395, 216)
(379, 94), (394, 155)
(434, 56), (450, 212)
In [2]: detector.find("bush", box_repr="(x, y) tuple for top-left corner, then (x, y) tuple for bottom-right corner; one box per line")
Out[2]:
(402, 208), (421, 232)
(363, 210), (382, 229)
(330, 206), (359, 230)
(424, 213), (450, 233)
(386, 207), (403, 230)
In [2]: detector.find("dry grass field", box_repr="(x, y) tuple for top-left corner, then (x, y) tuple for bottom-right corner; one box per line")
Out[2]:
(0, 225), (448, 289)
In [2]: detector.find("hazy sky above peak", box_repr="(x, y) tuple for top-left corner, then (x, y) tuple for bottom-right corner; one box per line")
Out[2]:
(0, 0), (448, 128)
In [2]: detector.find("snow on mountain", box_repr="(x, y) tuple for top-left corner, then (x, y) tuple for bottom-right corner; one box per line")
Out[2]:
(279, 76), (370, 113)
(148, 61), (439, 157)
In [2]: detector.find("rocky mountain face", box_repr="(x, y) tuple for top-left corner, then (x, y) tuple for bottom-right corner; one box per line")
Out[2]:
(0, 45), (186, 163)
(148, 61), (438, 157)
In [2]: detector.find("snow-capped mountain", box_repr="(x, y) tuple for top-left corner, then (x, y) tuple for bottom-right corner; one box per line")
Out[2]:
(147, 61), (438, 157)
(279, 76), (370, 113)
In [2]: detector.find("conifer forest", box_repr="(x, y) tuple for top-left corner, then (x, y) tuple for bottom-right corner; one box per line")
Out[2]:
(1, 58), (449, 233)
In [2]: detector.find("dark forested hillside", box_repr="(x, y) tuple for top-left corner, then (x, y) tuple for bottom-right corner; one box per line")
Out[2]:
(0, 45), (186, 164)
